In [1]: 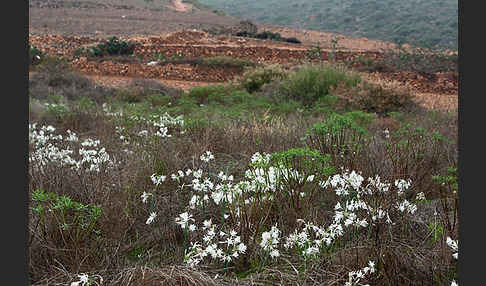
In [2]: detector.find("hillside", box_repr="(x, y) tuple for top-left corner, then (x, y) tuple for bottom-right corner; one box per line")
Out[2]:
(28, 0), (241, 37)
(28, 1), (458, 285)
(197, 0), (458, 50)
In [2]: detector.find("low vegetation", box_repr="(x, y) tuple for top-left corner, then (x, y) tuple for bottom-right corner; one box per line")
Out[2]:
(235, 30), (302, 44)
(345, 46), (458, 76)
(28, 56), (458, 286)
(88, 37), (136, 57)
(198, 0), (458, 50)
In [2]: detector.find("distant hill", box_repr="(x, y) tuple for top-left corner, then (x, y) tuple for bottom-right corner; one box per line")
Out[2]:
(196, 0), (458, 50)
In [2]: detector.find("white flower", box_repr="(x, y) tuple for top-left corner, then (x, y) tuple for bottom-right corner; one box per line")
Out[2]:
(188, 224), (197, 232)
(151, 174), (166, 186)
(260, 225), (281, 259)
(238, 243), (247, 253)
(357, 219), (368, 228)
(211, 191), (224, 205)
(78, 274), (89, 284)
(146, 212), (157, 224)
(192, 169), (203, 178)
(395, 179), (412, 195)
(200, 151), (215, 162)
(270, 249), (280, 258)
(71, 273), (89, 286)
(175, 212), (194, 229)
(451, 280), (458, 286)
(383, 129), (390, 139)
(446, 236), (458, 259)
(416, 192), (426, 201)
(368, 260), (375, 273)
(203, 219), (212, 229)
(140, 192), (152, 203)
(304, 246), (319, 256)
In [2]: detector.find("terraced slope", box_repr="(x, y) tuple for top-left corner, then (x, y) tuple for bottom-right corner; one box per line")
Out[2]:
(29, 30), (458, 111)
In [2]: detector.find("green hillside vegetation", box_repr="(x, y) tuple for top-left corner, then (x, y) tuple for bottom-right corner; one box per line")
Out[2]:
(197, 0), (458, 50)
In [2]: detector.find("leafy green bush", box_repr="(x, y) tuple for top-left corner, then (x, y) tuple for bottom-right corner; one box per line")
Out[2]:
(89, 36), (135, 57)
(32, 189), (102, 239)
(279, 64), (360, 107)
(306, 44), (323, 61)
(270, 147), (335, 181)
(187, 84), (236, 105)
(30, 189), (103, 271)
(305, 111), (372, 170)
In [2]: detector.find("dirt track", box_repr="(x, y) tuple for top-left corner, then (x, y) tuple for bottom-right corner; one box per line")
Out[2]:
(171, 0), (192, 12)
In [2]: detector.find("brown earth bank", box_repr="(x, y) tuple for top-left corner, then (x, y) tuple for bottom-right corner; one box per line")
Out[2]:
(29, 31), (458, 93)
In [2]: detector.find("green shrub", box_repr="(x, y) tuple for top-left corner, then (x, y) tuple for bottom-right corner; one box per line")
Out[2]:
(306, 43), (323, 61)
(238, 64), (288, 93)
(235, 31), (301, 44)
(188, 84), (236, 105)
(146, 94), (172, 107)
(115, 89), (143, 103)
(74, 96), (97, 112)
(280, 64), (360, 107)
(73, 47), (86, 58)
(305, 112), (372, 168)
(346, 46), (458, 75)
(31, 189), (103, 270)
(201, 56), (256, 69)
(285, 37), (302, 44)
(270, 147), (335, 180)
(331, 80), (416, 115)
(89, 36), (135, 57)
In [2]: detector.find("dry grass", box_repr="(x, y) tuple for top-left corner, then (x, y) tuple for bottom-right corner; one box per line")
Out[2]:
(28, 60), (458, 286)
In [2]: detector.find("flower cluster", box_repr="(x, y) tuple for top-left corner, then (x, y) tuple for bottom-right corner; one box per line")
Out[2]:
(200, 151), (215, 162)
(183, 219), (247, 267)
(260, 225), (281, 259)
(284, 219), (344, 259)
(150, 173), (167, 186)
(344, 260), (376, 286)
(141, 150), (419, 275)
(29, 123), (115, 173)
(115, 112), (184, 141)
(245, 152), (319, 201)
(323, 170), (417, 227)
